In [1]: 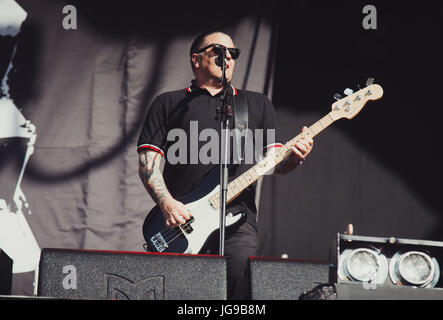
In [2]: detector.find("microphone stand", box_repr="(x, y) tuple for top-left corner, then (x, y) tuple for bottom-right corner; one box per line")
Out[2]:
(216, 49), (231, 256)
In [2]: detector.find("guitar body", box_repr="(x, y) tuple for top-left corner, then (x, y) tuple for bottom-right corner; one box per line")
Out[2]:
(142, 167), (246, 254)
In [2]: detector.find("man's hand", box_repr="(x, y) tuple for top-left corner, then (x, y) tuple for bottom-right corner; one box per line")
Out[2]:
(160, 198), (192, 228)
(273, 126), (314, 175)
(287, 126), (314, 165)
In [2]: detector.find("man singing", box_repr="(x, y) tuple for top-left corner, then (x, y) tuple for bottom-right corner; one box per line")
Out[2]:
(137, 31), (313, 299)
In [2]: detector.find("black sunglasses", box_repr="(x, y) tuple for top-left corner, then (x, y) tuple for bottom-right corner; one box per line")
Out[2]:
(194, 43), (241, 60)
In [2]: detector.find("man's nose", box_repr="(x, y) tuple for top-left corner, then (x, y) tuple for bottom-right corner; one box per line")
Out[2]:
(225, 49), (232, 60)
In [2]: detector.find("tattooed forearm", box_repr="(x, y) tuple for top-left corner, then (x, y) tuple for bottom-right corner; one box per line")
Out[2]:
(138, 150), (172, 207)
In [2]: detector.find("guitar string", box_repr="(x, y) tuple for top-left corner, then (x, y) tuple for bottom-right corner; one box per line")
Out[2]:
(163, 219), (193, 242)
(154, 221), (189, 243)
(148, 225), (186, 251)
(164, 206), (228, 249)
(155, 219), (196, 251)
(164, 227), (189, 247)
(154, 218), (194, 245)
(153, 212), (211, 250)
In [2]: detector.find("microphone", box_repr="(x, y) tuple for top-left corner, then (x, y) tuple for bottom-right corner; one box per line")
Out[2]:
(215, 49), (226, 83)
(215, 48), (225, 67)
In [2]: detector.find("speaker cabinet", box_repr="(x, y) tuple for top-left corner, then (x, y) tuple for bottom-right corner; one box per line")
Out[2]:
(249, 257), (329, 300)
(37, 248), (227, 300)
(0, 250), (12, 295)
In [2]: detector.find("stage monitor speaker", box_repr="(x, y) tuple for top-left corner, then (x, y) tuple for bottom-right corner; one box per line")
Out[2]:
(37, 248), (227, 300)
(0, 250), (13, 295)
(249, 257), (329, 300)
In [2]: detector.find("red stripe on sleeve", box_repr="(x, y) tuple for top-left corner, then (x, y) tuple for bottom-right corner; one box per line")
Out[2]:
(137, 145), (164, 157)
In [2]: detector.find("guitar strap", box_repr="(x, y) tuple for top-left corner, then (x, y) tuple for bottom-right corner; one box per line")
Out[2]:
(232, 90), (248, 164)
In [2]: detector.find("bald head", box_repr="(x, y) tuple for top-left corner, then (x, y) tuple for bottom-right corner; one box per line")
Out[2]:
(189, 31), (237, 85)
(190, 31), (230, 57)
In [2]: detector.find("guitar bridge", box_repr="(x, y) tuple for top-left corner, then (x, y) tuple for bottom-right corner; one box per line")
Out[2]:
(150, 232), (169, 252)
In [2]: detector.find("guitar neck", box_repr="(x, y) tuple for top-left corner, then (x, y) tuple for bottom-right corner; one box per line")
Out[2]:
(209, 112), (336, 209)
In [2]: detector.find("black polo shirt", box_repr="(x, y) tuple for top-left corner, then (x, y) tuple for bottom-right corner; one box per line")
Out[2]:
(137, 81), (282, 228)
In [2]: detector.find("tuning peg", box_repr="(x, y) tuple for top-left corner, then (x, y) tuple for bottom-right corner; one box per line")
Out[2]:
(344, 88), (354, 96)
(366, 78), (374, 86)
(334, 93), (343, 101)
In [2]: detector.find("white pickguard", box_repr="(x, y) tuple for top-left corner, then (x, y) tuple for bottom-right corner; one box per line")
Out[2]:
(179, 185), (243, 254)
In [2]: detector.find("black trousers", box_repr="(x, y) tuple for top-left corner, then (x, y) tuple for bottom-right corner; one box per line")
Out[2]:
(204, 221), (259, 300)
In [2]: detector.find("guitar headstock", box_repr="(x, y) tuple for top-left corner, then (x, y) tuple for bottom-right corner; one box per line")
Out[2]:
(330, 79), (383, 120)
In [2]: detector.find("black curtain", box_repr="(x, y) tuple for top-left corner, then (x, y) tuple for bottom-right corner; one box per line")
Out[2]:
(258, 0), (443, 261)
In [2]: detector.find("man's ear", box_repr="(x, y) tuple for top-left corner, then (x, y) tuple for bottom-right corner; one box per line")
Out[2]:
(191, 54), (200, 69)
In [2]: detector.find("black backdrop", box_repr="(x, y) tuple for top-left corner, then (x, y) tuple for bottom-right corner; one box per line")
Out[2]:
(258, 0), (443, 261)
(1, 0), (442, 295)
